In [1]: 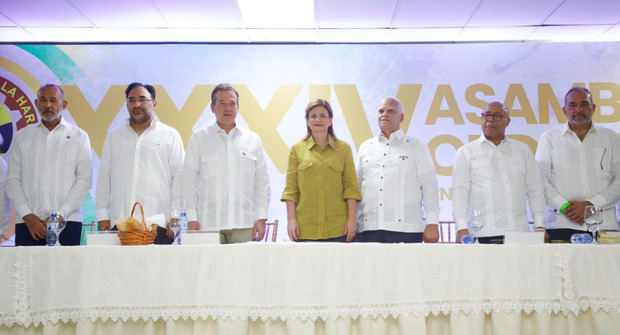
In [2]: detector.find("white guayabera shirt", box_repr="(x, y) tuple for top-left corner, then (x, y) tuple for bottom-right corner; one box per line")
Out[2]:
(357, 129), (439, 233)
(452, 136), (546, 237)
(7, 118), (93, 223)
(96, 119), (184, 227)
(183, 123), (270, 231)
(535, 124), (620, 230)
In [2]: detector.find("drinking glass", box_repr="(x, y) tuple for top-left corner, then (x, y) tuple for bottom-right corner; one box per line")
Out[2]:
(169, 220), (181, 245)
(53, 217), (66, 246)
(584, 206), (602, 244)
(468, 209), (485, 244)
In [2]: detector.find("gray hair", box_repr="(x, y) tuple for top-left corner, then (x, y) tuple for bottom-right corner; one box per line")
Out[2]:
(564, 86), (593, 106)
(484, 101), (510, 116)
(211, 83), (239, 105)
(380, 97), (404, 114)
(38, 84), (64, 100)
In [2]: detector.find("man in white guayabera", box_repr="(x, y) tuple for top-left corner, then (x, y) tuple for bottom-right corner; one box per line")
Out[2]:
(357, 97), (439, 243)
(96, 82), (184, 244)
(452, 101), (546, 244)
(7, 84), (92, 246)
(183, 83), (270, 244)
(536, 87), (620, 242)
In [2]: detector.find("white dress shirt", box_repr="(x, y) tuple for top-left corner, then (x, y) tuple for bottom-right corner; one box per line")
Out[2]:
(357, 129), (439, 233)
(452, 136), (546, 236)
(535, 124), (620, 230)
(183, 123), (270, 230)
(0, 157), (12, 232)
(7, 118), (92, 223)
(96, 119), (184, 227)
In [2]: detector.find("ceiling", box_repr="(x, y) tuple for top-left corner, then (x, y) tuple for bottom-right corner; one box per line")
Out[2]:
(1, 0), (620, 43)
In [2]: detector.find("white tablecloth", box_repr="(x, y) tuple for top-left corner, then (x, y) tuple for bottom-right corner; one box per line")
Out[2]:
(1, 243), (619, 334)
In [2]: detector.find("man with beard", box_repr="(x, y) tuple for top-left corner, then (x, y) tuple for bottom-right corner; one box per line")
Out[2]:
(7, 84), (92, 245)
(452, 101), (546, 243)
(536, 87), (620, 241)
(96, 82), (184, 244)
(357, 97), (439, 243)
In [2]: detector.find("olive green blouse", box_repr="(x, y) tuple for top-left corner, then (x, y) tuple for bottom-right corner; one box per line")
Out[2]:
(281, 136), (362, 240)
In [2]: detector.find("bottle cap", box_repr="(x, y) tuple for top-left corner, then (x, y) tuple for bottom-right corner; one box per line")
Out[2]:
(461, 234), (475, 244)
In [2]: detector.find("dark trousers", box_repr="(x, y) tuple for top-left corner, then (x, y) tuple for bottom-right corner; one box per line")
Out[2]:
(16, 221), (83, 246)
(297, 235), (347, 242)
(112, 226), (172, 245)
(478, 235), (505, 244)
(546, 228), (590, 243)
(360, 230), (423, 243)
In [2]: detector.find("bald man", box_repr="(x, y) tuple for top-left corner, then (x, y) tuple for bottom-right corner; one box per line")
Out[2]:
(357, 97), (439, 243)
(452, 101), (546, 243)
(7, 84), (92, 246)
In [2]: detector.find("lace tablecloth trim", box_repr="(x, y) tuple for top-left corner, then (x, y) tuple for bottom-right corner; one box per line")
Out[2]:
(3, 298), (620, 327)
(10, 251), (30, 326)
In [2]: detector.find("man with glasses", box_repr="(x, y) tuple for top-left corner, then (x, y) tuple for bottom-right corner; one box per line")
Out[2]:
(535, 87), (620, 242)
(183, 83), (270, 243)
(452, 101), (546, 243)
(357, 97), (439, 243)
(96, 82), (184, 244)
(7, 84), (92, 246)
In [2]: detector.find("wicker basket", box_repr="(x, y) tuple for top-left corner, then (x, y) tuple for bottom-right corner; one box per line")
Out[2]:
(117, 202), (157, 245)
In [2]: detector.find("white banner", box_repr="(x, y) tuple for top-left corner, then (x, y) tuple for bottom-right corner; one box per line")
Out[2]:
(1, 42), (619, 227)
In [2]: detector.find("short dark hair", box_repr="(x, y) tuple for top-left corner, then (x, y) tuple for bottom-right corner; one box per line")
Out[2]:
(564, 86), (593, 106)
(38, 84), (64, 100)
(211, 83), (239, 105)
(125, 82), (156, 100)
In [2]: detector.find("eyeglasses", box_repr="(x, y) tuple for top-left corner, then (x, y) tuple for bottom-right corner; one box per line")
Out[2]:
(481, 112), (508, 121)
(126, 97), (153, 104)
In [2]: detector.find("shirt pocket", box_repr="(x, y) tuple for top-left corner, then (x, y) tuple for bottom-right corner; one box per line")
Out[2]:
(326, 158), (345, 191)
(200, 154), (220, 177)
(470, 156), (491, 185)
(297, 161), (313, 188)
(239, 151), (257, 177)
(593, 148), (612, 178)
(508, 155), (526, 180)
(63, 139), (82, 163)
(551, 148), (571, 174)
(139, 140), (166, 164)
(326, 158), (346, 216)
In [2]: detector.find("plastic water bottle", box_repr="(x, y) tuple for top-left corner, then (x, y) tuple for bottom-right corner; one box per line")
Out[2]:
(461, 234), (475, 244)
(178, 212), (188, 245)
(46, 213), (58, 246)
(570, 233), (593, 244)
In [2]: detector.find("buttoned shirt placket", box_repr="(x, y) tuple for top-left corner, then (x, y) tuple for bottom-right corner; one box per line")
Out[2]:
(128, 128), (144, 209)
(496, 140), (514, 230)
(317, 146), (327, 236)
(377, 135), (390, 225)
(42, 125), (57, 212)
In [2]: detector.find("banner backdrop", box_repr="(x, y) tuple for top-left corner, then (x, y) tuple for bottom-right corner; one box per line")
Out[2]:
(1, 42), (620, 234)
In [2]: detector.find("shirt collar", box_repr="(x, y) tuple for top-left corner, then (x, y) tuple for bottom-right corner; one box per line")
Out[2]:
(36, 116), (66, 132)
(125, 117), (158, 133)
(478, 134), (509, 147)
(209, 122), (241, 136)
(379, 128), (405, 143)
(305, 135), (338, 151)
(561, 122), (598, 137)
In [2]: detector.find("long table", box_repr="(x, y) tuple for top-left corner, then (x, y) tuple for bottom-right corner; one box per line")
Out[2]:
(1, 243), (619, 334)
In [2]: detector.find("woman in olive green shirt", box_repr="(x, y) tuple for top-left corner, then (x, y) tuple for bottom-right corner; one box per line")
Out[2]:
(281, 99), (362, 242)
